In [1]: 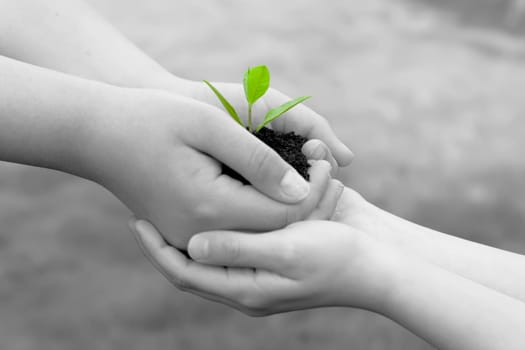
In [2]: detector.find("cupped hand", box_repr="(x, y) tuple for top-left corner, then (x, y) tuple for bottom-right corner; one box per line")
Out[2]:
(84, 88), (338, 248)
(130, 212), (395, 316)
(179, 80), (354, 167)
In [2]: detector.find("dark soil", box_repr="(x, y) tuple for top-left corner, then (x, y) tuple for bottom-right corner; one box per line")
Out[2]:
(222, 127), (310, 184)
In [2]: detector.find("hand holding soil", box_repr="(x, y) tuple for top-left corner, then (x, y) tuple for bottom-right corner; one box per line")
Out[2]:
(83, 88), (342, 248)
(205, 65), (318, 184)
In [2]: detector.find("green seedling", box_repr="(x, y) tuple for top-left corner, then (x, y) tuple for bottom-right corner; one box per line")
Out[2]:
(203, 65), (311, 133)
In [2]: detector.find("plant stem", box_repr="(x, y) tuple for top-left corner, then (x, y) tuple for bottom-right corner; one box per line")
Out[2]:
(248, 104), (253, 132)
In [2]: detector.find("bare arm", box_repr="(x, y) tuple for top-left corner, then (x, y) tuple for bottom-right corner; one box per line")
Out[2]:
(0, 54), (104, 173)
(130, 219), (525, 350)
(385, 247), (525, 350)
(334, 188), (525, 302)
(1, 54), (340, 247)
(0, 0), (183, 90)
(0, 0), (354, 165)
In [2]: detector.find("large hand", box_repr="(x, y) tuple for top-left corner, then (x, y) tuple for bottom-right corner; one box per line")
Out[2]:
(130, 218), (394, 316)
(84, 88), (335, 248)
(177, 80), (354, 168)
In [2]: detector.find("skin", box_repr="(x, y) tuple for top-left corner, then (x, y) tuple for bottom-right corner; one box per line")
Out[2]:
(309, 141), (525, 303)
(5, 2), (521, 347)
(0, 55), (340, 248)
(131, 198), (525, 350)
(0, 0), (354, 167)
(333, 187), (525, 303)
(130, 143), (525, 349)
(0, 0), (354, 248)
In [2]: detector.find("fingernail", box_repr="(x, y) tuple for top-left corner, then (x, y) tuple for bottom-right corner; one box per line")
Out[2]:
(189, 236), (209, 261)
(280, 169), (310, 200)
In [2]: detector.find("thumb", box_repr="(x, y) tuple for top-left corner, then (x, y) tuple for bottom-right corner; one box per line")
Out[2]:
(193, 108), (310, 203)
(188, 230), (289, 271)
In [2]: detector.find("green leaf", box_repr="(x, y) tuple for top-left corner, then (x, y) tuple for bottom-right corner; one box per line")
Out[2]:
(243, 65), (270, 106)
(203, 80), (244, 127)
(255, 96), (311, 132)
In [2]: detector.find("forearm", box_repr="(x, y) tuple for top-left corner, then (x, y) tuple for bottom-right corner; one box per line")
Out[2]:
(338, 189), (525, 302)
(0, 0), (185, 91)
(0, 55), (112, 176)
(380, 253), (525, 350)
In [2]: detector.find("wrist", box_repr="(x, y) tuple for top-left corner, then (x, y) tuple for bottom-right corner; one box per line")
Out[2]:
(74, 86), (183, 187)
(334, 188), (379, 230)
(62, 83), (132, 181)
(338, 233), (407, 314)
(374, 248), (427, 318)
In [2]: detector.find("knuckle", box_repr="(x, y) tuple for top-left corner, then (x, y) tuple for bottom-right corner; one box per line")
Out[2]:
(247, 145), (275, 176)
(191, 201), (219, 225)
(221, 237), (241, 263)
(309, 112), (329, 127)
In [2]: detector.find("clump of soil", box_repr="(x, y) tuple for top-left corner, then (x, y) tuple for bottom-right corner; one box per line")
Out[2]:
(222, 127), (310, 184)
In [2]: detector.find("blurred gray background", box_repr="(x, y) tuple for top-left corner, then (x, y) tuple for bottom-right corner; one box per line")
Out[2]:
(2, 0), (525, 349)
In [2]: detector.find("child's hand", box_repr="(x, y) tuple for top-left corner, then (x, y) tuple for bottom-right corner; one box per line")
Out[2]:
(88, 88), (337, 248)
(130, 218), (395, 316)
(290, 138), (373, 225)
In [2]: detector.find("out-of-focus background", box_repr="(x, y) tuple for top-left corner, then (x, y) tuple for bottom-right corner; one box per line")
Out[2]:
(1, 0), (525, 349)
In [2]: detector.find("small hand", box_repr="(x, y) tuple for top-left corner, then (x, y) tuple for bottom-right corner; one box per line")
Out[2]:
(130, 213), (394, 316)
(286, 139), (371, 224)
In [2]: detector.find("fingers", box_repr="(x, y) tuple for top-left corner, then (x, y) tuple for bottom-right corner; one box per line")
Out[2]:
(131, 219), (189, 287)
(190, 106), (310, 204)
(188, 230), (290, 271)
(265, 89), (354, 166)
(203, 160), (333, 231)
(132, 218), (288, 317)
(130, 219), (256, 298)
(188, 168), (340, 270)
(306, 179), (345, 221)
(302, 139), (338, 176)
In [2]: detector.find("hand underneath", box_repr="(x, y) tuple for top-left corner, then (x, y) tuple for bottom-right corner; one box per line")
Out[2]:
(129, 207), (397, 316)
(285, 138), (380, 229)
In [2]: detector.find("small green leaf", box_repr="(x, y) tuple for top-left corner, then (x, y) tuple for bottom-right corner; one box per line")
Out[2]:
(243, 65), (270, 106)
(203, 80), (244, 127)
(255, 96), (311, 132)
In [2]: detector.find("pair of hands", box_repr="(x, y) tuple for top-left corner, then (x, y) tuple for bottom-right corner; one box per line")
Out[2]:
(104, 79), (373, 314)
(129, 173), (393, 316)
(85, 81), (352, 249)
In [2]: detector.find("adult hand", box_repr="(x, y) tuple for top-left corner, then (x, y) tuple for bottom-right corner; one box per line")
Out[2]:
(0, 1), (353, 170)
(130, 218), (395, 316)
(179, 81), (354, 168)
(85, 88), (337, 248)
